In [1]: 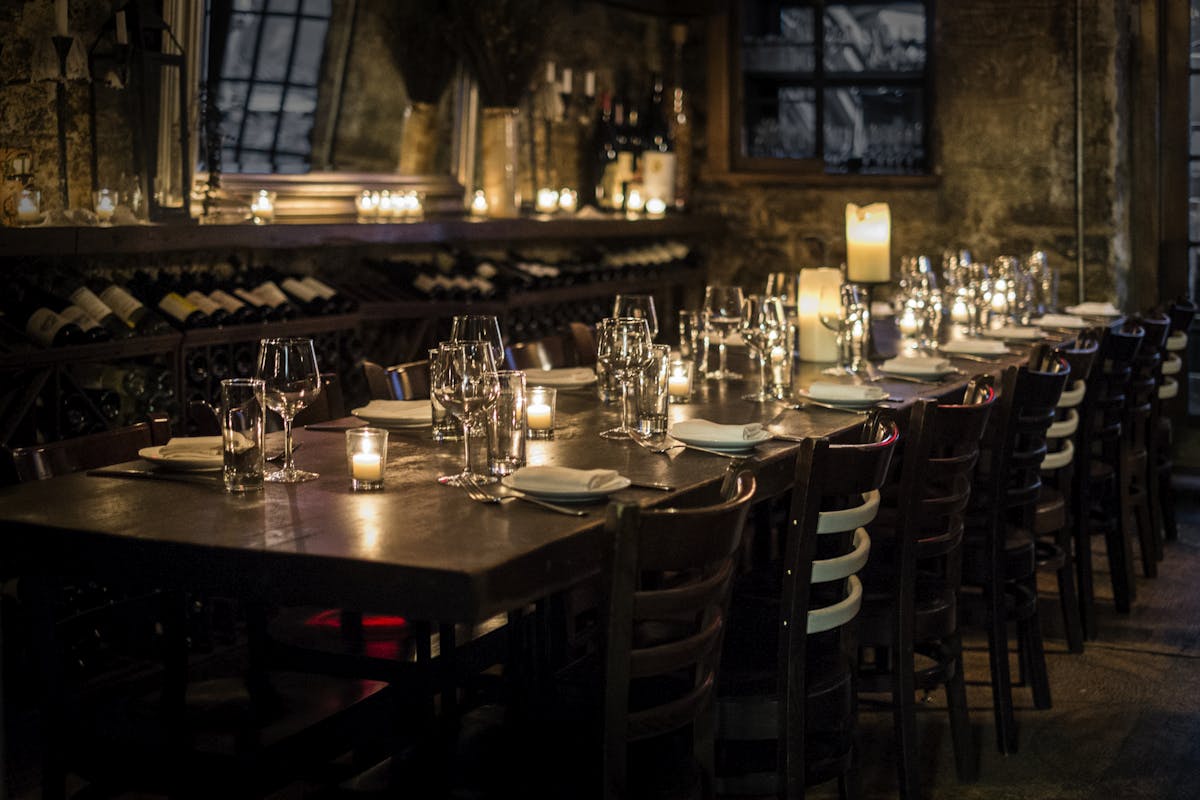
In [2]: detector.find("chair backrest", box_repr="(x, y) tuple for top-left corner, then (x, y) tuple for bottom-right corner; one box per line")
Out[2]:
(8, 416), (172, 482)
(386, 360), (431, 400)
(293, 372), (345, 426)
(361, 360), (396, 400)
(568, 322), (598, 367)
(602, 468), (756, 799)
(506, 336), (571, 371)
(1166, 297), (1197, 336)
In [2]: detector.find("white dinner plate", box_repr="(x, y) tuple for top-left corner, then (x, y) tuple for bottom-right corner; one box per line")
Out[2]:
(500, 474), (631, 502)
(669, 430), (773, 452)
(1034, 315), (1089, 330)
(879, 359), (959, 378)
(797, 384), (889, 409)
(1065, 303), (1122, 318)
(138, 446), (222, 472)
(527, 367), (598, 389)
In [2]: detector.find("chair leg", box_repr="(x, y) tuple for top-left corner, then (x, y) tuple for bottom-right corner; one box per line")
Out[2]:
(944, 634), (976, 783)
(1114, 452), (1140, 605)
(1161, 471), (1178, 542)
(1017, 585), (1051, 710)
(1134, 489), (1157, 579)
(1146, 458), (1164, 563)
(892, 645), (920, 800)
(1054, 527), (1084, 654)
(1072, 495), (1097, 640)
(985, 582), (1018, 754)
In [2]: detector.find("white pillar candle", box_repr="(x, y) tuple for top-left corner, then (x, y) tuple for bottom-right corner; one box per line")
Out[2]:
(668, 375), (690, 397)
(845, 202), (891, 283)
(797, 267), (841, 362)
(527, 403), (553, 430)
(351, 452), (383, 481)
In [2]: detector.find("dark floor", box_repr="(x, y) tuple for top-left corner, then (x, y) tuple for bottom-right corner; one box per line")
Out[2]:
(813, 472), (1200, 800)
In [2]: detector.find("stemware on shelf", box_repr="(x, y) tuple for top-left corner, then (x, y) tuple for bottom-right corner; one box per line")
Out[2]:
(256, 337), (323, 483)
(432, 340), (501, 486)
(595, 316), (652, 440)
(741, 294), (788, 402)
(703, 284), (745, 380)
(450, 314), (505, 366)
(612, 294), (659, 340)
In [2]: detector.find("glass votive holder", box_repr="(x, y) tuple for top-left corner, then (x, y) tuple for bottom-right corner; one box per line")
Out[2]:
(16, 188), (42, 226)
(345, 427), (388, 491)
(535, 187), (559, 214)
(526, 386), (557, 440)
(93, 188), (118, 225)
(469, 189), (489, 217)
(250, 190), (276, 224)
(667, 359), (694, 404)
(558, 187), (578, 214)
(356, 190), (379, 222)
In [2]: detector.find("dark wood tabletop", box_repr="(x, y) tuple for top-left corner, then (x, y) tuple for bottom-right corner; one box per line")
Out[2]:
(0, 351), (1032, 624)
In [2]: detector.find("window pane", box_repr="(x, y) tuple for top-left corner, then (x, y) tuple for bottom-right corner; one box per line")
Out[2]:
(220, 13), (261, 80)
(743, 6), (815, 74)
(744, 82), (816, 159)
(291, 19), (329, 86)
(825, 3), (925, 73)
(277, 111), (315, 155)
(824, 86), (924, 173)
(267, 0), (299, 12)
(241, 111), (279, 151)
(302, 0), (332, 16)
(247, 83), (283, 113)
(1190, 162), (1200, 242)
(1192, 2), (1200, 69)
(256, 16), (296, 82)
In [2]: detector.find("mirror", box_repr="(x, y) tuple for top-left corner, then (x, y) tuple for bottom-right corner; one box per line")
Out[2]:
(175, 0), (474, 219)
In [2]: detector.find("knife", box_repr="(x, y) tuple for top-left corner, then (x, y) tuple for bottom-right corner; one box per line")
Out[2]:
(628, 480), (675, 491)
(89, 468), (224, 488)
(786, 399), (870, 416)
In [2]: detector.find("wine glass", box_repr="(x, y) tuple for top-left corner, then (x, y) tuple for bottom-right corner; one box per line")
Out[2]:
(256, 337), (323, 483)
(431, 341), (501, 486)
(764, 272), (800, 315)
(612, 294), (659, 340)
(703, 284), (745, 380)
(450, 314), (505, 365)
(818, 284), (867, 376)
(595, 317), (652, 440)
(741, 294), (787, 402)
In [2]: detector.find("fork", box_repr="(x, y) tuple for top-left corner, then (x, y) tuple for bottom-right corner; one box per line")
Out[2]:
(631, 432), (745, 459)
(463, 476), (588, 516)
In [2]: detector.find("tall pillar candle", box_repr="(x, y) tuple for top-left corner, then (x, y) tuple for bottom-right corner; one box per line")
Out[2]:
(797, 268), (841, 362)
(845, 202), (891, 283)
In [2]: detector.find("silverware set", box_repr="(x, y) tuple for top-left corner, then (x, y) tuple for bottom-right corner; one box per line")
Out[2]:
(458, 475), (588, 516)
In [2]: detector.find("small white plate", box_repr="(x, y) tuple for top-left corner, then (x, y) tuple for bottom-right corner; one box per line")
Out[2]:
(1065, 303), (1122, 318)
(500, 474), (631, 502)
(1035, 315), (1089, 330)
(880, 360), (958, 378)
(528, 368), (598, 389)
(670, 430), (773, 452)
(138, 446), (222, 472)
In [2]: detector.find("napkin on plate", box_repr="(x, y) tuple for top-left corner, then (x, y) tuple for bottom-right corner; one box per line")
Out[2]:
(352, 400), (430, 423)
(670, 419), (765, 442)
(159, 436), (224, 460)
(942, 339), (1009, 355)
(1066, 301), (1121, 317)
(1036, 313), (1088, 329)
(804, 382), (886, 403)
(880, 355), (953, 374)
(509, 466), (622, 493)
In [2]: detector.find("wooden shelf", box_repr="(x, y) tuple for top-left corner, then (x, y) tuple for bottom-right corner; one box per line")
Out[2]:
(180, 313), (362, 348)
(0, 333), (182, 370)
(3, 214), (723, 257)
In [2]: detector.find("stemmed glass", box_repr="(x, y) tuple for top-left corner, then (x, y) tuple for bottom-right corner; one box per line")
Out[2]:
(764, 272), (800, 315)
(431, 341), (501, 485)
(818, 284), (867, 376)
(612, 294), (659, 340)
(741, 294), (787, 402)
(595, 317), (652, 440)
(256, 337), (322, 483)
(450, 314), (505, 365)
(703, 284), (745, 380)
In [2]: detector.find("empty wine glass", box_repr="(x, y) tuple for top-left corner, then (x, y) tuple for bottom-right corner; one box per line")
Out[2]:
(741, 294), (787, 402)
(450, 314), (505, 365)
(595, 317), (652, 440)
(764, 272), (800, 315)
(703, 284), (745, 380)
(432, 340), (501, 486)
(818, 284), (867, 376)
(256, 337), (322, 483)
(612, 294), (659, 340)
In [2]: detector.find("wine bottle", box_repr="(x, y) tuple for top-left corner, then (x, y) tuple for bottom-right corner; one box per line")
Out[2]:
(89, 278), (173, 335)
(594, 91), (619, 209)
(0, 288), (88, 348)
(640, 72), (677, 207)
(130, 271), (212, 330)
(50, 271), (137, 340)
(177, 272), (230, 327)
(210, 347), (231, 381)
(184, 349), (210, 386)
(299, 275), (357, 314)
(278, 273), (333, 315)
(73, 362), (149, 400)
(232, 344), (256, 377)
(33, 286), (111, 343)
(59, 391), (93, 437)
(668, 23), (693, 209)
(83, 389), (122, 423)
(247, 272), (300, 319)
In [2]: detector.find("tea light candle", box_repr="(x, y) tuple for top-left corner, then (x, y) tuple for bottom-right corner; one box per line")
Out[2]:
(94, 189), (117, 224)
(376, 190), (393, 221)
(558, 188), (578, 214)
(526, 386), (557, 439)
(625, 186), (645, 216)
(356, 190), (378, 221)
(950, 296), (969, 324)
(470, 189), (489, 217)
(535, 187), (559, 214)
(346, 427), (388, 491)
(16, 189), (41, 225)
(667, 359), (693, 403)
(250, 190), (275, 224)
(352, 452), (383, 480)
(845, 202), (891, 283)
(645, 197), (667, 218)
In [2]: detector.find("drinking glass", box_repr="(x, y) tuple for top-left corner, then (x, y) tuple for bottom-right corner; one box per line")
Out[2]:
(450, 314), (505, 365)
(819, 284), (868, 375)
(703, 284), (745, 380)
(595, 317), (652, 440)
(220, 378), (265, 493)
(432, 341), (501, 486)
(765, 272), (800, 315)
(488, 370), (527, 477)
(741, 294), (787, 402)
(428, 347), (462, 442)
(256, 337), (322, 483)
(612, 294), (659, 340)
(636, 344), (671, 435)
(678, 310), (709, 378)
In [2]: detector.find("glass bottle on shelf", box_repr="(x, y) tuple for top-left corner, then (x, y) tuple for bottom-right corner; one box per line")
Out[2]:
(640, 71), (676, 209)
(668, 22), (692, 209)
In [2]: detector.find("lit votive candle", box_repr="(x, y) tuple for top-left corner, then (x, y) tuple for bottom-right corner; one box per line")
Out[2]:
(346, 427), (388, 491)
(376, 190), (393, 221)
(950, 297), (970, 324)
(16, 189), (41, 225)
(535, 187), (559, 214)
(93, 188), (117, 224)
(250, 190), (275, 224)
(558, 187), (578, 214)
(356, 190), (379, 222)
(526, 386), (557, 439)
(398, 190), (424, 219)
(470, 189), (489, 217)
(667, 359), (693, 404)
(625, 185), (645, 216)
(645, 196), (667, 218)
(898, 306), (921, 337)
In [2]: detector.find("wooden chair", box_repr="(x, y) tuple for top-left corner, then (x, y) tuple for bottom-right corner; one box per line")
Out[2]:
(362, 359), (397, 400)
(7, 415), (171, 481)
(569, 321), (598, 366)
(293, 372), (346, 426)
(1121, 313), (1171, 573)
(385, 359), (431, 400)
(961, 351), (1069, 754)
(506, 335), (571, 371)
(1157, 299), (1196, 544)
(857, 379), (997, 797)
(716, 417), (899, 798)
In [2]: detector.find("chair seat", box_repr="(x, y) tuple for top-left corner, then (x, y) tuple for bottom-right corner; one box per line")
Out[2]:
(1032, 486), (1067, 535)
(962, 526), (1037, 585)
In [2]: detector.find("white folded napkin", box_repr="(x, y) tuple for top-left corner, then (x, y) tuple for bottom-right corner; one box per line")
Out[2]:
(159, 436), (224, 460)
(881, 355), (953, 375)
(509, 466), (622, 493)
(1066, 301), (1121, 317)
(804, 382), (886, 403)
(984, 326), (1043, 340)
(352, 400), (430, 423)
(670, 419), (765, 442)
(529, 367), (597, 387)
(942, 338), (1009, 355)
(1036, 313), (1088, 329)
